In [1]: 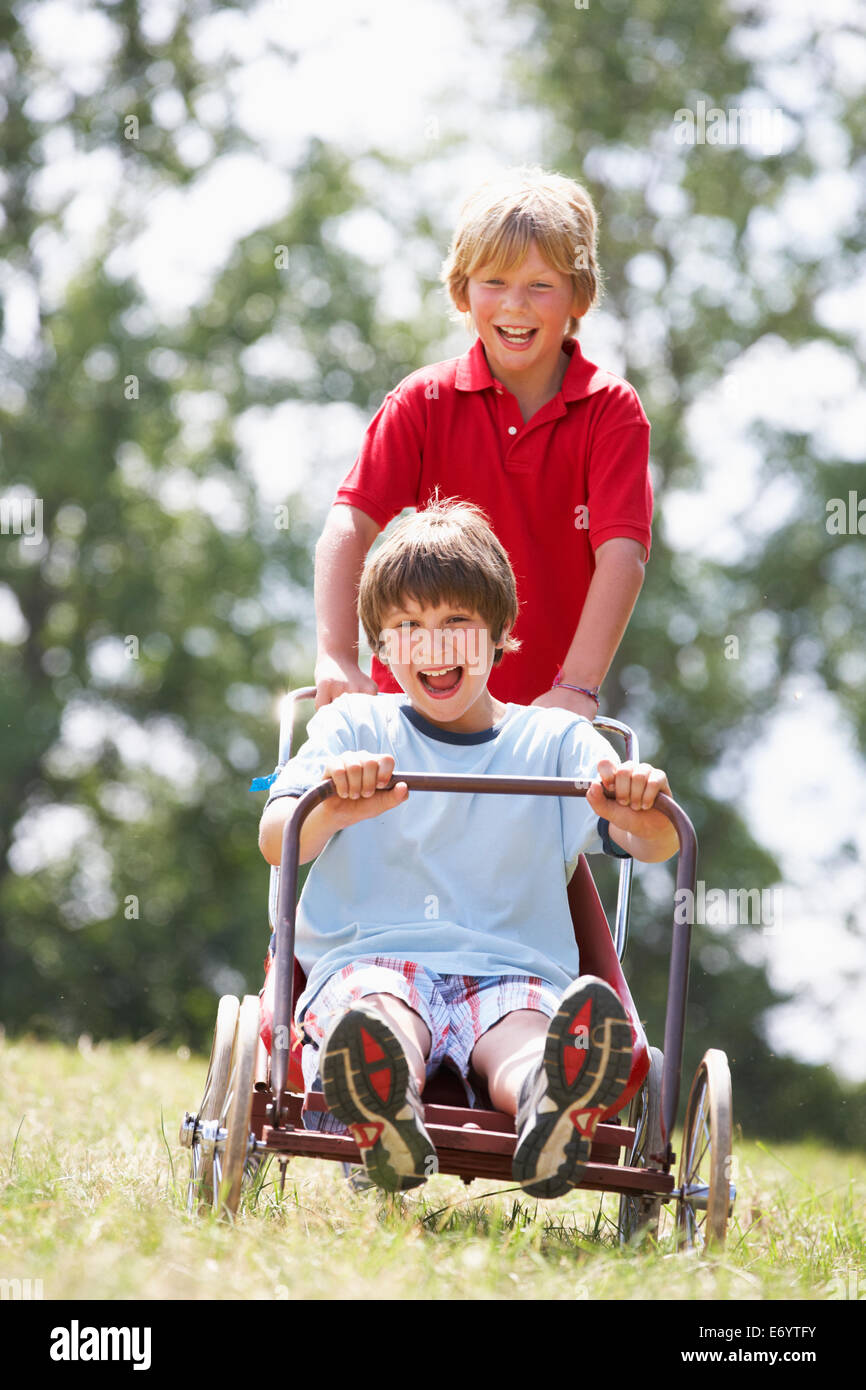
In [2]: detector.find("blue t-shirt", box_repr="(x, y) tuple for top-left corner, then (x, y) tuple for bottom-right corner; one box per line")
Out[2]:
(265, 694), (629, 1015)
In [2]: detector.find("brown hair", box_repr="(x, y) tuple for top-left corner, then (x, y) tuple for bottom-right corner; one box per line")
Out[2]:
(441, 166), (601, 338)
(358, 496), (520, 666)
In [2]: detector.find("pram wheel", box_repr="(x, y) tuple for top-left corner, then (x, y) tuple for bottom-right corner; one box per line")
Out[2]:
(618, 1045), (664, 1243)
(183, 994), (239, 1214)
(216, 994), (260, 1218)
(676, 1048), (733, 1250)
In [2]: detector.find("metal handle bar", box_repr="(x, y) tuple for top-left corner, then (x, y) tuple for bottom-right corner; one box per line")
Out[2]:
(271, 771), (697, 1155)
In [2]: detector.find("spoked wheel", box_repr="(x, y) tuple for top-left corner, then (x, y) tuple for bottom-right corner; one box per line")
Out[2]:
(182, 995), (239, 1214)
(676, 1048), (733, 1251)
(618, 1046), (665, 1244)
(216, 994), (261, 1219)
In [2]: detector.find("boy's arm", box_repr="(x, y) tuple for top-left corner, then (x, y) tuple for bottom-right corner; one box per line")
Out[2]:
(259, 795), (339, 866)
(258, 753), (408, 866)
(314, 504), (382, 708)
(586, 758), (679, 864)
(533, 537), (646, 718)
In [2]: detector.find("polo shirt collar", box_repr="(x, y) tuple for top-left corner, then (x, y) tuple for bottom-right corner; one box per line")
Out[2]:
(454, 336), (605, 403)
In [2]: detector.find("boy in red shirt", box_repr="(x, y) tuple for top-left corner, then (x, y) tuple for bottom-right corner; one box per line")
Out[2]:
(313, 167), (652, 718)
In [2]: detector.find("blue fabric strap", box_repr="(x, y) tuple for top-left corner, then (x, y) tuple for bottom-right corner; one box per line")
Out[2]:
(249, 768), (281, 792)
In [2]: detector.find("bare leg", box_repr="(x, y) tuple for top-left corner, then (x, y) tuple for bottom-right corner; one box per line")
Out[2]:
(470, 1009), (549, 1115)
(359, 992), (431, 1094)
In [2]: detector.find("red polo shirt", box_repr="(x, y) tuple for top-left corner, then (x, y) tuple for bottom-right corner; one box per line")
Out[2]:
(334, 337), (652, 706)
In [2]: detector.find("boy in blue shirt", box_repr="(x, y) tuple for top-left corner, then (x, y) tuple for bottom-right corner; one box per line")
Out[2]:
(259, 499), (677, 1197)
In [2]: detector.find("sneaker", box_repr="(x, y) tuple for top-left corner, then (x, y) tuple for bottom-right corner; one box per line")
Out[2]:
(321, 1004), (437, 1193)
(512, 975), (633, 1199)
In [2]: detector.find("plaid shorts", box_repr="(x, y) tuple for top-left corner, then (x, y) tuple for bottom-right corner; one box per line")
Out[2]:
(299, 956), (561, 1132)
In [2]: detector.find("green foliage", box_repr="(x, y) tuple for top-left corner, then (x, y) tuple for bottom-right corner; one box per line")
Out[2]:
(0, 3), (441, 1049)
(502, 0), (866, 1140)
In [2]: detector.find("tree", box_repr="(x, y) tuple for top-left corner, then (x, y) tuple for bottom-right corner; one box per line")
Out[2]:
(502, 0), (866, 1142)
(0, 2), (441, 1046)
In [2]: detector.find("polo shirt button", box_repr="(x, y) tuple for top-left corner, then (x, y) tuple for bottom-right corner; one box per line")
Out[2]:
(507, 425), (517, 435)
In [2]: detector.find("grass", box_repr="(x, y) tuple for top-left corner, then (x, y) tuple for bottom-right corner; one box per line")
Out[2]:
(1, 1032), (864, 1302)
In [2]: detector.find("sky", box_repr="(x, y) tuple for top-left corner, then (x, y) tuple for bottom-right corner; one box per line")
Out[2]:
(4, 0), (866, 1080)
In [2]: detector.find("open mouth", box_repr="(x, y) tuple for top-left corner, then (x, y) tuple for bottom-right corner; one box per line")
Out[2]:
(495, 326), (537, 348)
(419, 665), (464, 698)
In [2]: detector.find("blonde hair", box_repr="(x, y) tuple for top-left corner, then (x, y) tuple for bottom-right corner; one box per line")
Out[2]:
(358, 496), (521, 667)
(441, 166), (601, 338)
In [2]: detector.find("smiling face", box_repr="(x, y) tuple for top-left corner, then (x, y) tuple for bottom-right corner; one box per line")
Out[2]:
(456, 240), (580, 394)
(379, 598), (506, 734)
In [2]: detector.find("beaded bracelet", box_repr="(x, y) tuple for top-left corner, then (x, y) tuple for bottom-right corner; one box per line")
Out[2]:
(552, 671), (601, 705)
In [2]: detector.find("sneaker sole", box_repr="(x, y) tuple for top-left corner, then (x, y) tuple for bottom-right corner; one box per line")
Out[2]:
(321, 1007), (436, 1193)
(513, 977), (634, 1199)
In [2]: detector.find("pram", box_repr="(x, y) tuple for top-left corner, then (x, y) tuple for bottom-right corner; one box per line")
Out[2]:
(180, 687), (734, 1249)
